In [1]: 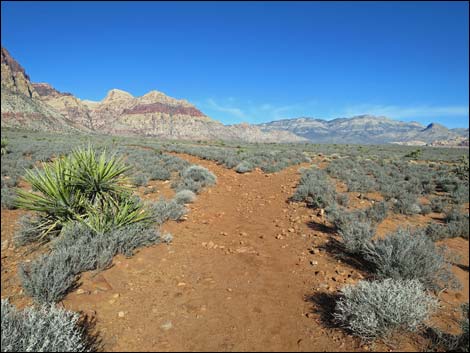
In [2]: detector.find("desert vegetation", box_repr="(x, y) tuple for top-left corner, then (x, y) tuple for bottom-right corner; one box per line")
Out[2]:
(1, 128), (468, 352)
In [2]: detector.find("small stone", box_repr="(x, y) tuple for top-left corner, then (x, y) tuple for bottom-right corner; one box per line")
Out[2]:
(108, 299), (116, 304)
(177, 282), (186, 287)
(288, 228), (295, 233)
(161, 321), (173, 331)
(227, 288), (233, 292)
(239, 232), (248, 236)
(1, 240), (9, 250)
(220, 232), (228, 236)
(113, 293), (120, 298)
(207, 241), (215, 249)
(76, 288), (87, 295)
(310, 260), (318, 266)
(118, 311), (125, 318)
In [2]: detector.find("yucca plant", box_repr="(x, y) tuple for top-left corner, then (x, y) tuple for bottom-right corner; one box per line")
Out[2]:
(69, 146), (131, 204)
(15, 145), (148, 240)
(1, 138), (8, 155)
(83, 197), (153, 234)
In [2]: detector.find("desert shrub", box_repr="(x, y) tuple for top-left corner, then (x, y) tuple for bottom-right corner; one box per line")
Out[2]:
(336, 193), (349, 207)
(14, 215), (55, 246)
(149, 168), (171, 181)
(445, 207), (465, 223)
(327, 202), (387, 233)
(174, 165), (216, 193)
(427, 303), (469, 352)
(20, 222), (166, 304)
(14, 146), (152, 240)
(363, 228), (456, 291)
(338, 221), (376, 254)
(426, 213), (469, 241)
(430, 197), (447, 213)
(133, 173), (149, 187)
(333, 279), (437, 340)
(234, 161), (254, 173)
(450, 184), (469, 204)
(1, 175), (19, 188)
(1, 299), (95, 352)
(151, 198), (187, 225)
(20, 249), (81, 304)
(392, 193), (421, 215)
(365, 201), (388, 223)
(1, 187), (17, 209)
(420, 204), (432, 215)
(458, 303), (470, 352)
(291, 167), (336, 209)
(174, 189), (196, 204)
(447, 216), (470, 240)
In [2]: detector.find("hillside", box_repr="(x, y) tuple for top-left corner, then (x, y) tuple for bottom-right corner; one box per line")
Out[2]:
(1, 47), (304, 143)
(258, 115), (469, 145)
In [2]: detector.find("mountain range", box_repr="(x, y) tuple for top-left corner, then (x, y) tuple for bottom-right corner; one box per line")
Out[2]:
(1, 47), (468, 146)
(257, 117), (469, 146)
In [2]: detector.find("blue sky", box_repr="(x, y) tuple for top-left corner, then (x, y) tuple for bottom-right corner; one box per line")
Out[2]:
(2, 1), (469, 128)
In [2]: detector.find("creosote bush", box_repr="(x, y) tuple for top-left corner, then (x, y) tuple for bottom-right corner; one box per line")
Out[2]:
(1, 299), (95, 352)
(363, 228), (457, 291)
(333, 279), (437, 340)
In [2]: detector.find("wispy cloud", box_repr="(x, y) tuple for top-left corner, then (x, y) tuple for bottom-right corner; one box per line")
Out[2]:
(199, 97), (318, 123)
(205, 98), (247, 119)
(338, 104), (469, 119)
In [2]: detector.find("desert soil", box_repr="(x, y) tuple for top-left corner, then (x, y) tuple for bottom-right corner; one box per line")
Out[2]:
(1, 153), (468, 352)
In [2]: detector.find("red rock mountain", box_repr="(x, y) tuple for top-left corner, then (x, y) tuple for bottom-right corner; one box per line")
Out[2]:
(1, 47), (305, 142)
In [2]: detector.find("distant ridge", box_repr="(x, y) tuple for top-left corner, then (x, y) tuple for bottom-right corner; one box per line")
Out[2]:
(1, 47), (304, 143)
(257, 115), (468, 145)
(1, 47), (467, 146)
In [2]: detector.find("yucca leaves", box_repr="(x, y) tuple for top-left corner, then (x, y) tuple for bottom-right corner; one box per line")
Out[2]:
(70, 146), (131, 203)
(15, 145), (150, 239)
(84, 198), (153, 234)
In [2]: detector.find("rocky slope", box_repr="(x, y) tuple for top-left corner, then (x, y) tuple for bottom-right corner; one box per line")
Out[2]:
(2, 47), (303, 143)
(1, 48), (81, 131)
(258, 115), (469, 145)
(32, 86), (305, 142)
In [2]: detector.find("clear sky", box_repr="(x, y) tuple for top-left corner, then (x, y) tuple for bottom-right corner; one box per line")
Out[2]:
(2, 1), (469, 128)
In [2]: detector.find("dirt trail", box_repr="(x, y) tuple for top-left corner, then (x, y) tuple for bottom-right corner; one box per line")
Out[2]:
(62, 154), (364, 351)
(2, 152), (467, 352)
